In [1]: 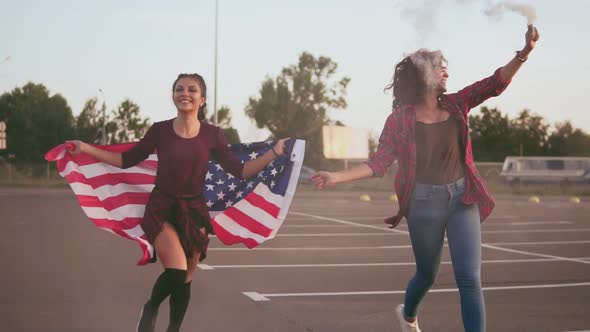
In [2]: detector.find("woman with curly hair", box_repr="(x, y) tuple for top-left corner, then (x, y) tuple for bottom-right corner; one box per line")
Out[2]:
(312, 25), (539, 332)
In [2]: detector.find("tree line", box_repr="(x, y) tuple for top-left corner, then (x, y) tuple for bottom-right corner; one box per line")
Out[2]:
(0, 52), (589, 167)
(469, 107), (590, 161)
(0, 84), (240, 165)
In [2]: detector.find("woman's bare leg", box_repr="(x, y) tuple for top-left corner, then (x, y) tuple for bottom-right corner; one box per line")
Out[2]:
(154, 223), (187, 270)
(138, 223), (187, 332)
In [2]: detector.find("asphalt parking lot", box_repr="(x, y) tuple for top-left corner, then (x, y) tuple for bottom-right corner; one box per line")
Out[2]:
(1, 188), (589, 331)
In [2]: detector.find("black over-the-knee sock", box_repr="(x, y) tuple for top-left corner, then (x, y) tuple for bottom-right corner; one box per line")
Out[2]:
(146, 268), (187, 309)
(167, 281), (192, 332)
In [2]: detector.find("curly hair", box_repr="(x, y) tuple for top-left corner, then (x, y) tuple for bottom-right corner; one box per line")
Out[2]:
(172, 73), (207, 121)
(385, 49), (446, 110)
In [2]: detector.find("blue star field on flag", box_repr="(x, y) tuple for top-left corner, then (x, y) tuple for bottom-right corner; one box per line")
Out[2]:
(204, 139), (295, 212)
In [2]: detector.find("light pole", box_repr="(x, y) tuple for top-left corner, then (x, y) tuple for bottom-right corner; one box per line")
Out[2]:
(213, 0), (219, 125)
(99, 89), (107, 144)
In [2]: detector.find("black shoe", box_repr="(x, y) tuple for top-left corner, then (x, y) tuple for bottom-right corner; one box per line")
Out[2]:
(137, 302), (158, 332)
(165, 325), (180, 332)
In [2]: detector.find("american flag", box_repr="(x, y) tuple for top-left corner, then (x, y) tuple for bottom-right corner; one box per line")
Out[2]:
(44, 139), (305, 265)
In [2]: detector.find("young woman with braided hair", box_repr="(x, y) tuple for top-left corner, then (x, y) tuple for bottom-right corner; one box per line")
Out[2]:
(67, 73), (288, 331)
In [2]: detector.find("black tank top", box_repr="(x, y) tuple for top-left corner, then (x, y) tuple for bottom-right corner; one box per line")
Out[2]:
(414, 116), (465, 184)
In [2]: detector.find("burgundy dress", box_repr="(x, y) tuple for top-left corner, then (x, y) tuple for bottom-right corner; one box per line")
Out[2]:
(122, 119), (244, 262)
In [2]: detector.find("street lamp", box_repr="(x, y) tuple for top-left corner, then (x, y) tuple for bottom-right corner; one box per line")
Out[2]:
(213, 0), (219, 125)
(99, 89), (107, 144)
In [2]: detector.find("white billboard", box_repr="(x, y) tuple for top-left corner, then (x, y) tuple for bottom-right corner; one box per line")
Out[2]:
(322, 125), (369, 160)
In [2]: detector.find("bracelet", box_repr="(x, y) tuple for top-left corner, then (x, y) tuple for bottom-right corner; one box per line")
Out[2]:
(515, 50), (527, 62)
(271, 147), (279, 158)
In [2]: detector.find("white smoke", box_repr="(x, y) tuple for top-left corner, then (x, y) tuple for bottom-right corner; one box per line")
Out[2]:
(396, 0), (537, 40)
(484, 2), (536, 25)
(396, 0), (451, 40)
(408, 49), (446, 92)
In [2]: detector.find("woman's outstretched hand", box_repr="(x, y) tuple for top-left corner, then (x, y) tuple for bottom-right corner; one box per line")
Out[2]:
(311, 171), (336, 190)
(385, 214), (404, 228)
(272, 138), (290, 156)
(65, 140), (85, 154)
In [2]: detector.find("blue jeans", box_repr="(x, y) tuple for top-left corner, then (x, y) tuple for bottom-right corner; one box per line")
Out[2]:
(403, 177), (485, 332)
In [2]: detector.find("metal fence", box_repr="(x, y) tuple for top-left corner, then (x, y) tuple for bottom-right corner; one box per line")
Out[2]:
(0, 160), (64, 184)
(0, 160), (504, 183)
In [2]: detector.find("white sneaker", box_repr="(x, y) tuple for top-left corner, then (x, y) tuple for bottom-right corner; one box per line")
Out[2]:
(395, 304), (421, 332)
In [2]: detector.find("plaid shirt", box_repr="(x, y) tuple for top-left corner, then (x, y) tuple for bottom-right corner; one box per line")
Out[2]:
(366, 68), (511, 225)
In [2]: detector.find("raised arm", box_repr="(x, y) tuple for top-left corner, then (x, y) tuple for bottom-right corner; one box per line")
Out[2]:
(211, 125), (289, 180)
(450, 25), (540, 112)
(242, 138), (289, 179)
(66, 124), (157, 169)
(67, 141), (123, 167)
(499, 24), (540, 82)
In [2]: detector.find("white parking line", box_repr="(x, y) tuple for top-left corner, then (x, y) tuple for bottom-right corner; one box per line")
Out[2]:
(242, 282), (590, 301)
(483, 244), (590, 265)
(208, 245), (411, 251)
(290, 211), (408, 234)
(287, 216), (390, 221)
(198, 257), (590, 270)
(489, 240), (590, 246)
(287, 212), (589, 236)
(271, 229), (590, 236)
(281, 222), (576, 228)
(296, 221), (576, 225)
(274, 233), (406, 237)
(207, 240), (590, 251)
(479, 229), (590, 234)
(284, 221), (575, 227)
(281, 225), (361, 228)
(506, 221), (573, 225)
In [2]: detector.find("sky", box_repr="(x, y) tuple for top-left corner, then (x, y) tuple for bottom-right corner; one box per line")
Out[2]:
(1, 0), (589, 143)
